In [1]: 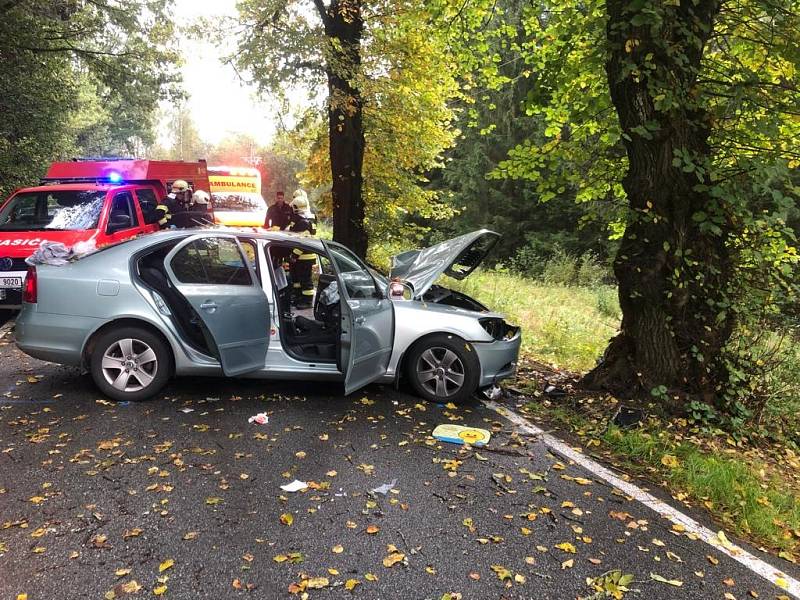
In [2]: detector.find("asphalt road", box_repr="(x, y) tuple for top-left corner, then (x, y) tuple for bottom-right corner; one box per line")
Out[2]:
(1, 326), (797, 600)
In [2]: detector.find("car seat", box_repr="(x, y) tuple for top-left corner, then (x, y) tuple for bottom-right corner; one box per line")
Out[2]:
(139, 265), (211, 353)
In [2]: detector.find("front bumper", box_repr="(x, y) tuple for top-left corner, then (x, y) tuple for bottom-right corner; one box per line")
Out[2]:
(472, 330), (522, 388)
(15, 306), (99, 366)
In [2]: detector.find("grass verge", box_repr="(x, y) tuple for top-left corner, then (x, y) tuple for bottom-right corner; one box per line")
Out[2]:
(523, 400), (800, 562)
(441, 270), (620, 372)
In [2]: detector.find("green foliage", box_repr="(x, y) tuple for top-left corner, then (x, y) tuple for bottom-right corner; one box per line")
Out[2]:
(442, 0), (800, 406)
(426, 0), (619, 266)
(0, 0), (180, 198)
(234, 0), (462, 245)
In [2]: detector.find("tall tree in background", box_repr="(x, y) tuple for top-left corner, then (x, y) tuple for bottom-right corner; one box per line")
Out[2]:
(235, 0), (460, 258)
(448, 0), (800, 406)
(0, 0), (179, 197)
(236, 0), (368, 256)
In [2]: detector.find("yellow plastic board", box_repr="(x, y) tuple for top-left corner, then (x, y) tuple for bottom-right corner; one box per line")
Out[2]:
(432, 423), (491, 447)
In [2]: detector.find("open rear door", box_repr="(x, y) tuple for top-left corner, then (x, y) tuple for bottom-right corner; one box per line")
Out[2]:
(323, 241), (394, 395)
(164, 234), (269, 376)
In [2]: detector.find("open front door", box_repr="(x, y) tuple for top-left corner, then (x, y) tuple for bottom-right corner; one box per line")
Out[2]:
(323, 241), (394, 395)
(164, 234), (269, 376)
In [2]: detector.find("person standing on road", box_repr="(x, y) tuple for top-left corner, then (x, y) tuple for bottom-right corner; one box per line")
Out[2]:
(265, 190), (293, 230)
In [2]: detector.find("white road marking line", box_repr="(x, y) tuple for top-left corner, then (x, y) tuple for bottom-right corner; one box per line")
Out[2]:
(483, 399), (800, 598)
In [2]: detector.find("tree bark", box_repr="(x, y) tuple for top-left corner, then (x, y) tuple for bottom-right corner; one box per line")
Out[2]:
(583, 0), (733, 403)
(319, 0), (367, 259)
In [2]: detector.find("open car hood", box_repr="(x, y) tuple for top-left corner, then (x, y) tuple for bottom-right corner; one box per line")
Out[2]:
(389, 229), (500, 298)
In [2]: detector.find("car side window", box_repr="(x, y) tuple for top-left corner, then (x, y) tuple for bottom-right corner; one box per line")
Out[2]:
(326, 244), (378, 299)
(108, 192), (138, 231)
(135, 189), (158, 224)
(170, 237), (253, 286)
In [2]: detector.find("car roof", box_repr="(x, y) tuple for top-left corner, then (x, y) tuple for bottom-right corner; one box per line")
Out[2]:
(86, 228), (328, 257)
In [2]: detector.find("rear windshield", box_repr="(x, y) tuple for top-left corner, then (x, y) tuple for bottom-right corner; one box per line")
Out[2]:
(0, 190), (106, 231)
(211, 192), (267, 212)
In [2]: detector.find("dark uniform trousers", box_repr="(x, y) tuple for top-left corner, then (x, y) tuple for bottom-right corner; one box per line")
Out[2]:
(290, 248), (316, 308)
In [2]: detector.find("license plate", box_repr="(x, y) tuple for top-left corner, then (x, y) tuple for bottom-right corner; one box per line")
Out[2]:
(0, 273), (24, 289)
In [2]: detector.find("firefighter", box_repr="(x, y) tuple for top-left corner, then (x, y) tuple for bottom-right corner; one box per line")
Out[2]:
(265, 190), (293, 230)
(289, 191), (317, 308)
(289, 190), (315, 234)
(155, 179), (190, 229)
(179, 189), (213, 227)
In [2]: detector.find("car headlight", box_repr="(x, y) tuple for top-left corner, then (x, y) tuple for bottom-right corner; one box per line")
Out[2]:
(479, 317), (519, 341)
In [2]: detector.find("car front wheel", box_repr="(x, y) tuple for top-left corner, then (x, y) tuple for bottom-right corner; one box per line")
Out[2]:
(406, 333), (480, 404)
(90, 326), (171, 402)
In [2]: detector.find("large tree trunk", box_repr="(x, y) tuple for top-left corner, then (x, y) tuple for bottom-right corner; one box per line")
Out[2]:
(583, 0), (733, 403)
(321, 0), (367, 258)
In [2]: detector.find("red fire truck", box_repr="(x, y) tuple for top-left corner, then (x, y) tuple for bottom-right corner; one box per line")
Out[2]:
(0, 158), (210, 309)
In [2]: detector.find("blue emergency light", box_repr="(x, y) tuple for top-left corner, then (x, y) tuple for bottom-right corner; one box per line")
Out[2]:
(107, 171), (123, 183)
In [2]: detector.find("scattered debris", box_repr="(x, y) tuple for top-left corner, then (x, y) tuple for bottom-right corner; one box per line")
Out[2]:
(543, 384), (567, 397)
(611, 405), (645, 428)
(248, 412), (269, 425)
(432, 424), (491, 447)
(179, 407), (195, 414)
(370, 479), (398, 496)
(280, 480), (309, 493)
(482, 385), (503, 400)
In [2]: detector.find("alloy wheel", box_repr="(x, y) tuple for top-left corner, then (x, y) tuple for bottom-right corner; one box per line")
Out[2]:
(416, 347), (466, 399)
(101, 338), (159, 393)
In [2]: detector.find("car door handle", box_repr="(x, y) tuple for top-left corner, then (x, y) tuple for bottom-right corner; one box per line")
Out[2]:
(354, 316), (366, 325)
(200, 301), (218, 311)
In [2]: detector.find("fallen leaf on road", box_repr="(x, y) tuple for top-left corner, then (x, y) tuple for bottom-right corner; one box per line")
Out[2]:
(153, 585), (167, 595)
(383, 552), (405, 567)
(183, 531), (199, 540)
(120, 581), (141, 593)
(366, 525), (380, 534)
(306, 577), (329, 589)
(280, 513), (294, 526)
(345, 579), (360, 591)
(123, 528), (143, 539)
(332, 545), (344, 554)
(651, 573), (683, 587)
(490, 565), (512, 581)
(115, 568), (131, 577)
(159, 558), (174, 572)
(555, 542), (576, 554)
(561, 559), (574, 569)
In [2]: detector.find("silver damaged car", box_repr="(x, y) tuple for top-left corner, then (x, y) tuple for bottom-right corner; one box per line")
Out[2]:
(15, 229), (521, 403)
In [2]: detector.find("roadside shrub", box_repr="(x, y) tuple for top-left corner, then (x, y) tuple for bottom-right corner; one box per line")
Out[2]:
(576, 252), (607, 287)
(510, 243), (612, 287)
(541, 246), (578, 285)
(508, 244), (543, 279)
(596, 286), (620, 320)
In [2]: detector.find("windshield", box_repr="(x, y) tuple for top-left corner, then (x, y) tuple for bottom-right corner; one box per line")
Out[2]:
(212, 192), (267, 212)
(0, 190), (106, 231)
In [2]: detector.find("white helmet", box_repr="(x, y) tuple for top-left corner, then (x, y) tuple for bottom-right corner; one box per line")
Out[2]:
(290, 196), (309, 212)
(191, 190), (210, 205)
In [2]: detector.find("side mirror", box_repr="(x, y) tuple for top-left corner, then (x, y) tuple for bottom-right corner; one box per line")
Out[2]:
(108, 213), (132, 232)
(387, 280), (413, 301)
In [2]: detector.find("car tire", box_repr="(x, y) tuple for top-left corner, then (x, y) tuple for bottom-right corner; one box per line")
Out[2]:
(406, 333), (480, 404)
(90, 326), (171, 402)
